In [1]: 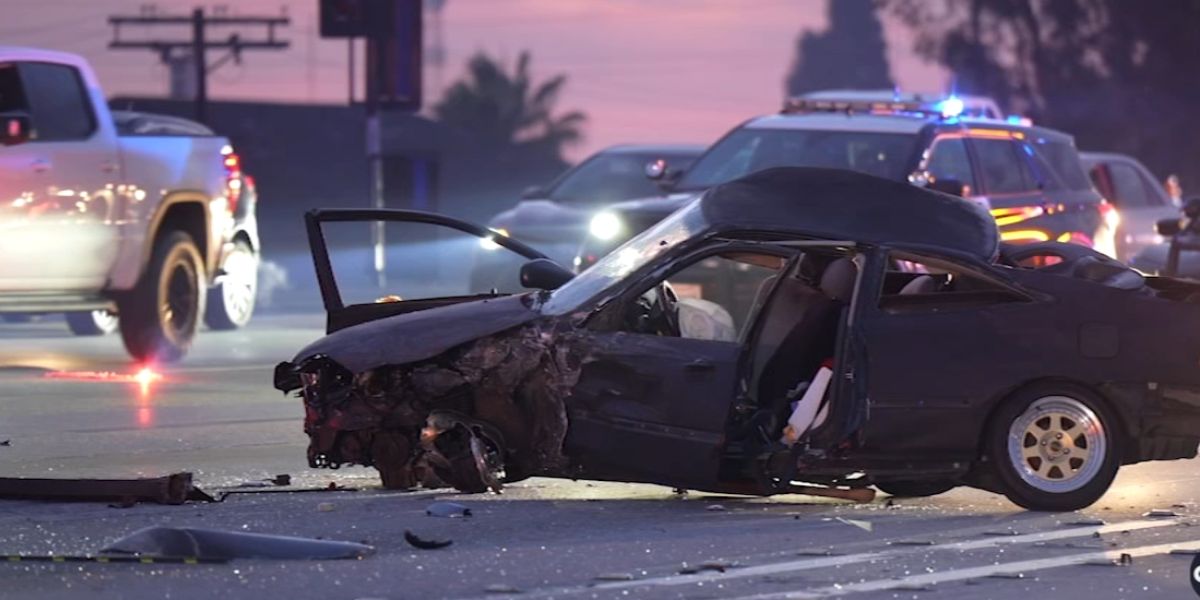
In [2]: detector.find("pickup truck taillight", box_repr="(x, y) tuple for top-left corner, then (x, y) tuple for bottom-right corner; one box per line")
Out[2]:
(221, 145), (243, 215)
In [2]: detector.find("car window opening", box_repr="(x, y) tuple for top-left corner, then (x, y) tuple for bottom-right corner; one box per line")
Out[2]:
(880, 252), (1028, 312)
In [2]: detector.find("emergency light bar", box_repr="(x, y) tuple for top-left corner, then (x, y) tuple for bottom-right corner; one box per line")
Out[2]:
(782, 91), (1004, 121)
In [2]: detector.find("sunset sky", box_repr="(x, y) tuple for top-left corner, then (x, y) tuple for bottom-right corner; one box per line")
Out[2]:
(1, 0), (947, 160)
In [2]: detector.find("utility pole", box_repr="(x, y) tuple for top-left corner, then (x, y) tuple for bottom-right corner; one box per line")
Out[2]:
(108, 8), (291, 124)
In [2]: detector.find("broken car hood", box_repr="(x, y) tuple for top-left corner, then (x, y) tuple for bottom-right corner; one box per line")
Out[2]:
(293, 294), (542, 373)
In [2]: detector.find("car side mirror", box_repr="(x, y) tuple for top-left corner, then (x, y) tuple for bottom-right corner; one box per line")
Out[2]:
(1157, 218), (1183, 237)
(520, 258), (574, 290)
(926, 178), (967, 197)
(1, 114), (31, 146)
(520, 185), (547, 200)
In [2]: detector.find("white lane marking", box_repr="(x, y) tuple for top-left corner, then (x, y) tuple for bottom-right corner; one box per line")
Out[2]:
(510, 518), (1180, 598)
(734, 537), (1200, 599)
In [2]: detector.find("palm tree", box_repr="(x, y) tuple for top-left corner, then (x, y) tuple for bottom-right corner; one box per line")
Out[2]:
(434, 50), (587, 161)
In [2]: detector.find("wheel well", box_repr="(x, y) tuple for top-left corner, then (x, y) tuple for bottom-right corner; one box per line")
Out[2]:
(154, 201), (208, 273)
(976, 377), (1135, 463)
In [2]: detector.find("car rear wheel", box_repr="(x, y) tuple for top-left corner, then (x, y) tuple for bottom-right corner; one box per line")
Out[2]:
(65, 310), (119, 336)
(986, 384), (1120, 511)
(204, 240), (257, 330)
(118, 231), (205, 363)
(876, 480), (957, 498)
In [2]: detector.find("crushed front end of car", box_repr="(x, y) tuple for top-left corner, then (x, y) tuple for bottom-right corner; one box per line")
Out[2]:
(275, 320), (584, 492)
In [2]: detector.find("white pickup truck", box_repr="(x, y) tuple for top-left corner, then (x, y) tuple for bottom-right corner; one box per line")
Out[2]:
(0, 47), (259, 362)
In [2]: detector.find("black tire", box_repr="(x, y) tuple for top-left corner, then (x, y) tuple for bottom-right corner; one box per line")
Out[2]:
(985, 383), (1121, 511)
(117, 231), (205, 363)
(65, 310), (119, 336)
(204, 240), (257, 331)
(876, 480), (957, 498)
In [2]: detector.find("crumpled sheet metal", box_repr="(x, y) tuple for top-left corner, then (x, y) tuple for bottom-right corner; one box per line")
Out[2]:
(101, 527), (374, 560)
(301, 322), (583, 491)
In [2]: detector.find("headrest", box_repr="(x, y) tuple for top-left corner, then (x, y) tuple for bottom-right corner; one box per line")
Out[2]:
(820, 257), (858, 302)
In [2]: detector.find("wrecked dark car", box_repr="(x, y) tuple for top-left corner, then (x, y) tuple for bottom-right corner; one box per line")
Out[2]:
(276, 167), (1200, 512)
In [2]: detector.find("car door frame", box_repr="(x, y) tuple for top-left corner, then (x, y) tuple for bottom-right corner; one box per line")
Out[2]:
(304, 208), (549, 332)
(853, 245), (1038, 465)
(564, 238), (803, 490)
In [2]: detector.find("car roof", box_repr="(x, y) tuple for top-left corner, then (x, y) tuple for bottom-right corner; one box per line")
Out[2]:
(744, 112), (1076, 143)
(1078, 151), (1138, 166)
(600, 144), (707, 156)
(698, 167), (999, 262)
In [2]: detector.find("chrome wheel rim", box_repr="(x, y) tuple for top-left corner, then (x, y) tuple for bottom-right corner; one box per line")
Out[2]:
(1007, 396), (1106, 493)
(220, 246), (257, 324)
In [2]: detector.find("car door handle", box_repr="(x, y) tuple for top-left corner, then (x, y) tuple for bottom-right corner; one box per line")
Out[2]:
(30, 159), (50, 173)
(685, 359), (715, 372)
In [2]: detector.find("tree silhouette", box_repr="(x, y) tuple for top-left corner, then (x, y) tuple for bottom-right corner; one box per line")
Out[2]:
(884, 0), (1200, 188)
(785, 0), (894, 97)
(434, 50), (586, 163)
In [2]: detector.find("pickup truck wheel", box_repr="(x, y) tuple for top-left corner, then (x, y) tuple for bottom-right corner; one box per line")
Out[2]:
(118, 231), (205, 363)
(986, 384), (1120, 511)
(204, 240), (257, 330)
(65, 310), (119, 336)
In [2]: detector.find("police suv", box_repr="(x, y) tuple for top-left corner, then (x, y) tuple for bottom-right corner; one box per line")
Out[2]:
(576, 91), (1115, 270)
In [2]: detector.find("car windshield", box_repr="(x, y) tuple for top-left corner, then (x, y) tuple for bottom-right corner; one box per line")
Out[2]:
(548, 152), (694, 203)
(676, 128), (918, 190)
(541, 201), (708, 315)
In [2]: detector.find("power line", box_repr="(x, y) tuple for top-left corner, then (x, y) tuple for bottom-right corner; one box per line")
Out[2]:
(107, 7), (291, 124)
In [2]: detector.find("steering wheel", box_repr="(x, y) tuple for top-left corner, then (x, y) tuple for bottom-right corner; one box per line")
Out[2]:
(638, 282), (680, 336)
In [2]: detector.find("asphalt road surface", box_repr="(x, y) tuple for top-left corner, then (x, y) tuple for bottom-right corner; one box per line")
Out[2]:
(0, 314), (1198, 600)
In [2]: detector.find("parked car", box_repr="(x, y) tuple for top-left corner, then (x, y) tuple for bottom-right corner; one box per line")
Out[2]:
(575, 91), (1112, 270)
(470, 144), (703, 291)
(275, 167), (1200, 512)
(1081, 152), (1179, 265)
(0, 48), (259, 361)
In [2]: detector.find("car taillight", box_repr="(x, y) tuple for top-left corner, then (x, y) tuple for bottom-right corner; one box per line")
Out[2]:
(1099, 200), (1120, 231)
(221, 146), (242, 215)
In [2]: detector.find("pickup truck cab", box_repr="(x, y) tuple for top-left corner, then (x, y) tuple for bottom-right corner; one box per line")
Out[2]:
(0, 47), (259, 361)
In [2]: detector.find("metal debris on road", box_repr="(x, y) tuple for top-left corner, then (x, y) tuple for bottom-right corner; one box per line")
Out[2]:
(404, 530), (452, 550)
(705, 504), (727, 512)
(1144, 509), (1179, 518)
(1086, 553), (1134, 567)
(835, 517), (873, 532)
(0, 440), (9, 447)
(426, 501), (473, 518)
(679, 559), (737, 574)
(888, 539), (935, 546)
(0, 472), (210, 505)
(101, 526), (375, 560)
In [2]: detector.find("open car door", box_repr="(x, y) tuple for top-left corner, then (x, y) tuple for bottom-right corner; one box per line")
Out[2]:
(305, 209), (550, 333)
